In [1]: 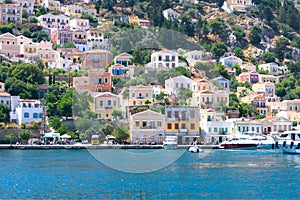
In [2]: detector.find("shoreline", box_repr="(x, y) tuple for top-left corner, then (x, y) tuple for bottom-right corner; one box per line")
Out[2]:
(0, 144), (220, 150)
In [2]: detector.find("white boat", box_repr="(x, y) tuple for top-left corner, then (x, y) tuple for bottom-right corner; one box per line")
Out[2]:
(188, 145), (202, 153)
(281, 141), (300, 154)
(163, 136), (177, 150)
(275, 130), (300, 148)
(219, 134), (275, 150)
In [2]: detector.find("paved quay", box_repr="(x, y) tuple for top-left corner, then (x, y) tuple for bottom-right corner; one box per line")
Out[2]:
(0, 144), (220, 150)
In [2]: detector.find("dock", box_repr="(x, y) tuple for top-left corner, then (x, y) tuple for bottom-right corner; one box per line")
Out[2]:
(0, 144), (220, 150)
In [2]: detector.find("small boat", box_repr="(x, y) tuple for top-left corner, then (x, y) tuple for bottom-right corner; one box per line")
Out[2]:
(281, 141), (300, 154)
(163, 136), (177, 150)
(188, 145), (202, 153)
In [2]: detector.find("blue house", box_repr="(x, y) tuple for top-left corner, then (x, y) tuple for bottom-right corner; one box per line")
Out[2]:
(109, 64), (125, 77)
(212, 77), (230, 91)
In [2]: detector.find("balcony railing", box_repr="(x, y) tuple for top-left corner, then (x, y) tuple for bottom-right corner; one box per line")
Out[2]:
(105, 106), (113, 109)
(140, 126), (156, 129)
(137, 96), (144, 99)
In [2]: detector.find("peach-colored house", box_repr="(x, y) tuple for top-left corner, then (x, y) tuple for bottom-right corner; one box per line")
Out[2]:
(0, 32), (20, 57)
(0, 3), (22, 24)
(82, 49), (113, 70)
(70, 18), (89, 31)
(38, 49), (60, 66)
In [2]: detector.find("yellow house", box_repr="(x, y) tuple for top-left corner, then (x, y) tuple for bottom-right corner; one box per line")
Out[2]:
(128, 15), (139, 26)
(129, 85), (154, 106)
(165, 106), (200, 144)
(94, 92), (121, 120)
(252, 82), (275, 97)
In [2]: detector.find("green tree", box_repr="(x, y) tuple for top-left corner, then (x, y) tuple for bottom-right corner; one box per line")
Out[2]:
(178, 88), (192, 100)
(0, 104), (10, 122)
(211, 42), (228, 59)
(48, 116), (62, 130)
(113, 126), (129, 141)
(209, 18), (227, 39)
(112, 110), (123, 120)
(232, 63), (242, 76)
(274, 37), (289, 61)
(11, 63), (45, 84)
(249, 25), (261, 45)
(261, 52), (276, 63)
(62, 42), (76, 48)
(19, 130), (33, 143)
(234, 47), (244, 59)
(57, 89), (73, 119)
(102, 123), (114, 136)
(5, 133), (16, 144)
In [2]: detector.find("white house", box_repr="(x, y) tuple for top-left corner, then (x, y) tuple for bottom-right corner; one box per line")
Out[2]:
(165, 75), (192, 96)
(10, 99), (43, 125)
(219, 55), (242, 67)
(162, 8), (180, 21)
(184, 50), (213, 66)
(258, 62), (279, 75)
(147, 49), (179, 69)
(222, 0), (254, 13)
(0, 92), (11, 107)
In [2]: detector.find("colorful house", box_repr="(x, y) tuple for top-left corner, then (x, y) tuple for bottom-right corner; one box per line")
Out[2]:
(219, 55), (242, 67)
(130, 110), (165, 144)
(0, 32), (20, 57)
(258, 62), (279, 75)
(0, 3), (22, 23)
(38, 14), (70, 29)
(164, 75), (192, 96)
(51, 29), (73, 45)
(252, 82), (275, 97)
(109, 64), (125, 78)
(82, 50), (113, 69)
(93, 92), (121, 120)
(129, 85), (154, 106)
(165, 106), (200, 144)
(238, 71), (259, 84)
(114, 52), (133, 67)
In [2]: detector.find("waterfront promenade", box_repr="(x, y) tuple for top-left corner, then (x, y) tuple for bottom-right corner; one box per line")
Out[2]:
(0, 144), (219, 150)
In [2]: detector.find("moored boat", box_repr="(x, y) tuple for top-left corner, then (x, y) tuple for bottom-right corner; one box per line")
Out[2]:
(275, 130), (300, 149)
(188, 145), (202, 153)
(281, 141), (300, 154)
(163, 136), (177, 150)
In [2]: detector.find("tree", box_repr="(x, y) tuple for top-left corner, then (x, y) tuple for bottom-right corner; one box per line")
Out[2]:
(234, 47), (244, 59)
(11, 63), (45, 84)
(112, 110), (123, 120)
(261, 52), (276, 63)
(113, 126), (129, 141)
(19, 130), (32, 143)
(48, 116), (62, 130)
(209, 18), (227, 39)
(274, 36), (290, 61)
(232, 26), (246, 43)
(211, 42), (228, 59)
(145, 99), (152, 105)
(63, 42), (76, 48)
(5, 133), (16, 144)
(0, 104), (10, 122)
(102, 123), (114, 136)
(178, 88), (192, 100)
(57, 124), (68, 135)
(57, 89), (73, 119)
(249, 25), (261, 45)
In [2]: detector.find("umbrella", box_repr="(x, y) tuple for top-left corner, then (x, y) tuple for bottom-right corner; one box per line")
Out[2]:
(60, 134), (72, 139)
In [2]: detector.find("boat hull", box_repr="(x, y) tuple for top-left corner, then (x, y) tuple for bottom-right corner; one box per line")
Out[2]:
(220, 143), (258, 150)
(164, 144), (177, 150)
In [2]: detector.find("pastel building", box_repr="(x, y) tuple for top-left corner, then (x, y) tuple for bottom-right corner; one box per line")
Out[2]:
(93, 92), (121, 120)
(165, 106), (200, 144)
(164, 75), (192, 96)
(148, 49), (179, 69)
(51, 29), (73, 45)
(10, 99), (43, 125)
(73, 30), (90, 52)
(222, 0), (254, 13)
(0, 32), (20, 57)
(130, 110), (165, 144)
(109, 64), (125, 78)
(114, 52), (133, 67)
(219, 55), (242, 67)
(70, 18), (89, 31)
(238, 71), (259, 84)
(258, 62), (279, 75)
(82, 50), (113, 69)
(73, 69), (112, 93)
(64, 5), (83, 18)
(87, 28), (108, 50)
(212, 77), (230, 91)
(129, 85), (154, 106)
(184, 50), (212, 66)
(252, 82), (275, 97)
(162, 8), (180, 20)
(0, 3), (22, 23)
(38, 14), (70, 29)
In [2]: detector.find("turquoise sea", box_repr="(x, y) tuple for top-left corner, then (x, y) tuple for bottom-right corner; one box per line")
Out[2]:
(1, 149), (300, 199)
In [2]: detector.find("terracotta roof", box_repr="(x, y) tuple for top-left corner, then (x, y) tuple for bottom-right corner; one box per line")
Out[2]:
(0, 92), (11, 97)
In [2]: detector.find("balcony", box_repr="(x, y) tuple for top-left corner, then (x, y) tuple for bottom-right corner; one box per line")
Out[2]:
(178, 129), (188, 133)
(137, 96), (144, 99)
(140, 126), (156, 129)
(105, 106), (113, 109)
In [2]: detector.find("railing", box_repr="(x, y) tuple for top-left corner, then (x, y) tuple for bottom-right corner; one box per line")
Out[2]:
(140, 126), (156, 129)
(137, 96), (144, 99)
(105, 106), (113, 109)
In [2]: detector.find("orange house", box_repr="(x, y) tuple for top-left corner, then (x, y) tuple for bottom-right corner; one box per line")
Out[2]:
(73, 69), (112, 93)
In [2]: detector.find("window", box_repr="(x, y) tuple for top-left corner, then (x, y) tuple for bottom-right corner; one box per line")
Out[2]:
(24, 112), (29, 118)
(182, 112), (186, 120)
(175, 123), (179, 130)
(209, 127), (211, 132)
(98, 78), (102, 84)
(181, 123), (186, 129)
(142, 121), (147, 127)
(214, 128), (218, 132)
(133, 101), (136, 105)
(135, 121), (139, 127)
(175, 111), (179, 118)
(167, 111), (171, 118)
(106, 113), (109, 118)
(190, 123), (195, 130)
(191, 111), (195, 118)
(157, 121), (162, 127)
(104, 78), (108, 83)
(145, 93), (149, 98)
(33, 113), (38, 118)
(113, 100), (117, 107)
(99, 100), (103, 107)
(167, 123), (172, 129)
(107, 100), (112, 106)
(132, 93), (135, 98)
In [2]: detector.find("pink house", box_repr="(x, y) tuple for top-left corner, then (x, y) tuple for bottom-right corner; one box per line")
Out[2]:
(239, 71), (259, 84)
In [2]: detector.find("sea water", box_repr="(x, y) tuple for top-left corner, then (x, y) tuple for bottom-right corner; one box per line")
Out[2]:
(1, 149), (300, 199)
